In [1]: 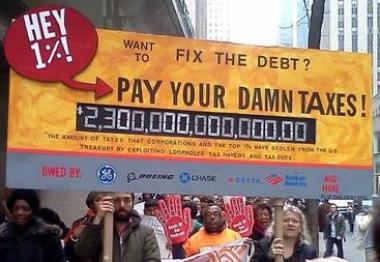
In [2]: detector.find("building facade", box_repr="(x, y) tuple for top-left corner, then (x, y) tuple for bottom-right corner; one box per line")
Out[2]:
(321, 0), (380, 194)
(278, 0), (312, 48)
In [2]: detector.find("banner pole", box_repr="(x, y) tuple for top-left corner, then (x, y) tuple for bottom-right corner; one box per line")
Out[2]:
(103, 194), (114, 262)
(273, 198), (284, 262)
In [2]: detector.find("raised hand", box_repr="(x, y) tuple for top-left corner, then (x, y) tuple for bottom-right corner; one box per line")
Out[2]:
(92, 195), (114, 225)
(155, 195), (192, 244)
(223, 197), (254, 237)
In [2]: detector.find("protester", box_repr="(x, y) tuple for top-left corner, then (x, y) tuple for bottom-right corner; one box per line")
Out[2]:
(182, 200), (203, 236)
(371, 199), (380, 262)
(347, 201), (354, 234)
(181, 195), (192, 204)
(156, 196), (241, 259)
(323, 203), (346, 259)
(140, 199), (172, 259)
(318, 199), (331, 233)
(192, 196), (201, 216)
(74, 192), (160, 261)
(63, 191), (104, 262)
(174, 203), (241, 258)
(195, 196), (214, 224)
(134, 192), (155, 215)
(250, 201), (272, 241)
(0, 189), (65, 261)
(296, 199), (306, 212)
(253, 206), (317, 262)
(38, 207), (68, 239)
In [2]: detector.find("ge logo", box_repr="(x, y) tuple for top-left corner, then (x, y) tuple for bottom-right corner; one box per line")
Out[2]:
(97, 165), (117, 184)
(179, 172), (191, 183)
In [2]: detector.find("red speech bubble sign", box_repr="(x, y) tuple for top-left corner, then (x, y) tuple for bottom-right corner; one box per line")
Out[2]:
(4, 4), (113, 99)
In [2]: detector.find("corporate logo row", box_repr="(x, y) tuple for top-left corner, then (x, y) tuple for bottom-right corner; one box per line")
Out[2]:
(96, 164), (317, 189)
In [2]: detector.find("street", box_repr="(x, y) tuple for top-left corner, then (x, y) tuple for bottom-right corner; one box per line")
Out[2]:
(319, 228), (365, 262)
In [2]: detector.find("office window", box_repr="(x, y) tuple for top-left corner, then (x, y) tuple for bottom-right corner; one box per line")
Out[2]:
(368, 17), (373, 27)
(368, 34), (373, 53)
(376, 133), (380, 153)
(368, 0), (373, 13)
(378, 35), (380, 64)
(352, 18), (357, 27)
(352, 34), (358, 52)
(338, 35), (344, 51)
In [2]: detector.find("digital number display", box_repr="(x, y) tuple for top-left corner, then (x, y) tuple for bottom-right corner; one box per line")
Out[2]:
(76, 103), (316, 144)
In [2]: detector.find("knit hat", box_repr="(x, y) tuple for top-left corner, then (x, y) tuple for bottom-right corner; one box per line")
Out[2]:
(6, 189), (40, 214)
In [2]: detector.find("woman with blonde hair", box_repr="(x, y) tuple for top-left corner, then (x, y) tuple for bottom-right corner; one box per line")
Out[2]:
(253, 206), (317, 262)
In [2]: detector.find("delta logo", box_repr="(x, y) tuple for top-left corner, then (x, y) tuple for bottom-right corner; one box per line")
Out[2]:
(227, 176), (260, 184)
(264, 174), (284, 186)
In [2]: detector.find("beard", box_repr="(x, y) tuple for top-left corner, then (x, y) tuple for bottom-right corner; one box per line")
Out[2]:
(114, 209), (131, 222)
(204, 223), (225, 234)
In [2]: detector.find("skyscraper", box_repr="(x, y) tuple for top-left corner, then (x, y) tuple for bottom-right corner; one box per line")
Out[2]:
(278, 0), (312, 48)
(206, 0), (231, 41)
(321, 0), (379, 95)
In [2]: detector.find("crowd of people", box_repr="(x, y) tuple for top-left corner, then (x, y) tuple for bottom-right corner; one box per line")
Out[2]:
(0, 189), (379, 262)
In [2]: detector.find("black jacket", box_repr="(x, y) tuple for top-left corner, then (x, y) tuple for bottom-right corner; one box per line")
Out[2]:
(0, 218), (65, 262)
(252, 237), (317, 262)
(250, 226), (266, 241)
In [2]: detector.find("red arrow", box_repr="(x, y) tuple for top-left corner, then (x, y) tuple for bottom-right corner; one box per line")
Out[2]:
(62, 77), (113, 99)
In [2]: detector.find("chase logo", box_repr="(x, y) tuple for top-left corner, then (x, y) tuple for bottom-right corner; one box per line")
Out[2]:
(179, 172), (191, 183)
(97, 165), (117, 184)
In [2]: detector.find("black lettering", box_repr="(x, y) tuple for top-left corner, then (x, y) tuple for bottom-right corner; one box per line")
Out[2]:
(257, 56), (267, 67)
(199, 83), (210, 107)
(183, 83), (195, 106)
(346, 94), (357, 116)
(336, 93), (346, 116)
(306, 92), (325, 115)
(325, 93), (336, 115)
(144, 80), (162, 104)
(214, 85), (225, 109)
(170, 81), (181, 105)
(252, 88), (263, 111)
(117, 77), (129, 102)
(298, 91), (308, 113)
(131, 79), (143, 103)
(193, 50), (202, 63)
(238, 86), (249, 109)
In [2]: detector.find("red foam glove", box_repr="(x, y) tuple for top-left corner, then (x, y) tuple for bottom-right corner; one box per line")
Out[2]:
(155, 194), (192, 244)
(223, 197), (254, 237)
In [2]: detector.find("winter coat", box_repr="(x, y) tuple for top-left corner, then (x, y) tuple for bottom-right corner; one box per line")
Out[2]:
(252, 237), (317, 262)
(74, 210), (160, 262)
(0, 218), (65, 262)
(250, 225), (266, 241)
(323, 212), (346, 239)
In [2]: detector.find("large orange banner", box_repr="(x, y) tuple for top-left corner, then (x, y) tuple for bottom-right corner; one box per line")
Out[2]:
(8, 30), (372, 167)
(6, 24), (372, 198)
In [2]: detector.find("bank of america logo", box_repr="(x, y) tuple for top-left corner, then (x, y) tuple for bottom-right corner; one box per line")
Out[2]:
(265, 175), (284, 185)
